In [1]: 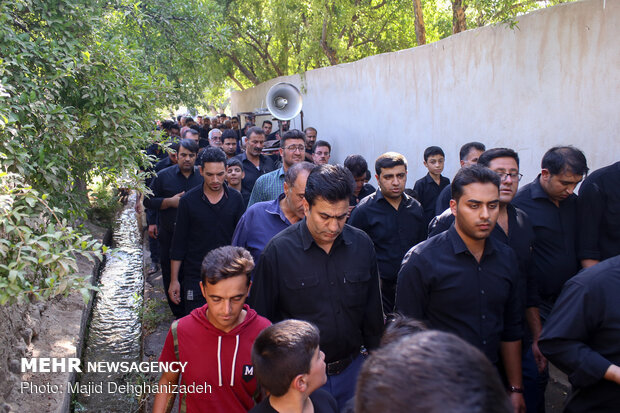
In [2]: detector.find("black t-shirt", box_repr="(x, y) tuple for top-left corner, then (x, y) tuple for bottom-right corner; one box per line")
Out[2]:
(249, 389), (338, 413)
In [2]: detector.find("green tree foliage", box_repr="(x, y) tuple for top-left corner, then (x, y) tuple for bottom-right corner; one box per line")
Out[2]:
(0, 0), (170, 304)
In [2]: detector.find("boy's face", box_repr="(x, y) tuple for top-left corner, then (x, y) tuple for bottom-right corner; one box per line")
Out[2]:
(424, 154), (445, 176)
(200, 274), (250, 333)
(305, 347), (327, 392)
(226, 165), (244, 186)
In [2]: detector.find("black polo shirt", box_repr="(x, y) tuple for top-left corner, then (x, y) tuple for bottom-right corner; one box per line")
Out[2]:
(513, 176), (579, 300)
(539, 255), (620, 412)
(435, 184), (452, 215)
(349, 183), (375, 207)
(428, 205), (539, 309)
(143, 165), (203, 233)
(412, 173), (450, 228)
(248, 220), (384, 364)
(234, 152), (276, 205)
(349, 189), (426, 281)
(576, 161), (620, 261)
(395, 225), (522, 363)
(170, 183), (244, 292)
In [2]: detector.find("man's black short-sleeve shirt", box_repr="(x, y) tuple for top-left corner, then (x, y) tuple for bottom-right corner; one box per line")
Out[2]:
(249, 220), (384, 364)
(395, 225), (522, 363)
(412, 173), (450, 228)
(349, 190), (426, 281)
(513, 176), (579, 300)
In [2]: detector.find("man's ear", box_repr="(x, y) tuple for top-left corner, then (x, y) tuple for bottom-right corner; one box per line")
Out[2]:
(199, 281), (208, 300)
(291, 374), (308, 393)
(283, 181), (290, 194)
(450, 198), (458, 217)
(541, 168), (551, 181)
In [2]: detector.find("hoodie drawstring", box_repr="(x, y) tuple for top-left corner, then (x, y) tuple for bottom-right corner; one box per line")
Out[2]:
(230, 335), (239, 386)
(217, 336), (223, 386)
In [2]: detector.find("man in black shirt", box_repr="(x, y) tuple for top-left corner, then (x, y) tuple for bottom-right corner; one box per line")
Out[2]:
(539, 255), (620, 412)
(396, 165), (525, 412)
(435, 141), (486, 215)
(349, 152), (425, 315)
(413, 146), (450, 229)
(169, 147), (245, 315)
(512, 146), (588, 314)
(249, 165), (383, 411)
(428, 148), (544, 412)
(576, 161), (620, 268)
(144, 139), (203, 318)
(234, 127), (276, 206)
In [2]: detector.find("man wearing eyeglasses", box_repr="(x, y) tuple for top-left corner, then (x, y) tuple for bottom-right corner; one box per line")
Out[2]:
(247, 129), (306, 207)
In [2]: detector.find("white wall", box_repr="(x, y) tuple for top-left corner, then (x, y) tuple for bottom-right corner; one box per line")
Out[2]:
(232, 0), (619, 186)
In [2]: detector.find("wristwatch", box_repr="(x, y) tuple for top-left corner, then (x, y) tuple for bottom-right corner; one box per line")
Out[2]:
(508, 385), (524, 393)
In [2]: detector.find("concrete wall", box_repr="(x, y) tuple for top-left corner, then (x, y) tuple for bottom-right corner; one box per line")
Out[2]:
(231, 0), (619, 186)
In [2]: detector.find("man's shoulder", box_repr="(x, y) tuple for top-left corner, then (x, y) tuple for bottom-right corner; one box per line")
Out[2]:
(243, 200), (274, 218)
(157, 164), (178, 178)
(255, 168), (279, 183)
(355, 191), (378, 209)
(343, 223), (377, 248)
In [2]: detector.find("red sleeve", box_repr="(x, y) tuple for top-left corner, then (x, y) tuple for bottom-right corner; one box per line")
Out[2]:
(158, 328), (178, 363)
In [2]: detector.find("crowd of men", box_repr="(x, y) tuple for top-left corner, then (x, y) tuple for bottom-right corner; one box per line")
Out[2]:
(143, 113), (620, 413)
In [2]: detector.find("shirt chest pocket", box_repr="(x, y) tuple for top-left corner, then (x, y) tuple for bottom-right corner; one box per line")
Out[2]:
(283, 275), (321, 311)
(343, 271), (371, 307)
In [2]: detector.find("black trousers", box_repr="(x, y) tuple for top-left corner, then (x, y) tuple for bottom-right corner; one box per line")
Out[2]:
(380, 278), (397, 316)
(158, 226), (186, 318)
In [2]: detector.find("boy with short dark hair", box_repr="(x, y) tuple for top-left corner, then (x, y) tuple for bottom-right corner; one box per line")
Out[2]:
(413, 145), (450, 228)
(153, 246), (271, 413)
(250, 320), (338, 413)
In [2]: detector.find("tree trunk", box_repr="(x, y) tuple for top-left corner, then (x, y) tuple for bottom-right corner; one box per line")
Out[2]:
(452, 0), (467, 34)
(412, 0), (426, 45)
(320, 16), (339, 66)
(227, 52), (260, 86)
(227, 72), (245, 90)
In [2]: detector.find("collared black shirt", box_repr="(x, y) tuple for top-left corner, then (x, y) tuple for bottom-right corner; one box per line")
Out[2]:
(349, 189), (426, 281)
(143, 165), (203, 232)
(539, 255), (620, 412)
(145, 156), (174, 226)
(234, 152), (276, 206)
(413, 173), (450, 228)
(577, 161), (620, 261)
(248, 220), (384, 363)
(428, 205), (539, 309)
(435, 184), (452, 215)
(170, 183), (244, 286)
(349, 183), (375, 207)
(395, 226), (522, 363)
(513, 176), (579, 300)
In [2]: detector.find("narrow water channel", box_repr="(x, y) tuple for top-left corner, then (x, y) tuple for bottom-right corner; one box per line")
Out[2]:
(76, 192), (144, 412)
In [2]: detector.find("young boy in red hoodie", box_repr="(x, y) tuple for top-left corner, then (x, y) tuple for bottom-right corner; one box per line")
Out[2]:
(153, 246), (271, 413)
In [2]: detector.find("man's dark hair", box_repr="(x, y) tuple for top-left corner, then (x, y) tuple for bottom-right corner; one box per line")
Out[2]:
(451, 165), (500, 202)
(304, 126), (317, 134)
(161, 120), (175, 130)
(365, 169), (371, 181)
(284, 162), (316, 186)
(344, 155), (368, 178)
(312, 140), (331, 154)
(179, 138), (198, 154)
(183, 116), (194, 124)
(221, 129), (238, 142)
(380, 314), (426, 347)
(200, 246), (254, 286)
(199, 146), (227, 167)
(478, 148), (520, 168)
(423, 146), (445, 162)
(280, 129), (306, 148)
(305, 164), (354, 207)
(232, 116), (239, 121)
(252, 320), (320, 397)
(355, 331), (512, 413)
(246, 126), (265, 140)
(262, 120), (272, 127)
(226, 158), (243, 169)
(219, 113), (227, 117)
(375, 152), (407, 176)
(541, 146), (588, 176)
(459, 142), (486, 161)
(182, 128), (199, 139)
